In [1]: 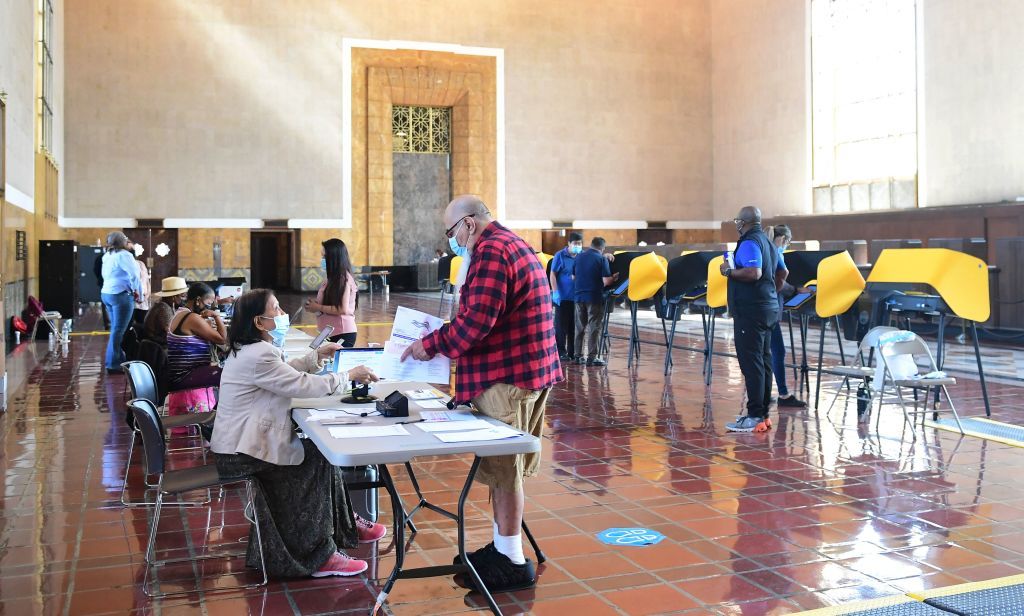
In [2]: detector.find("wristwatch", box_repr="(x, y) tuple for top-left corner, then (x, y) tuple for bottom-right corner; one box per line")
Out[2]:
(724, 268), (732, 278)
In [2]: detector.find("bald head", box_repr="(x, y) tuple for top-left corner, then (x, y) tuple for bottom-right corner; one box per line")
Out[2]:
(445, 195), (492, 226)
(737, 206), (761, 224)
(444, 195), (493, 253)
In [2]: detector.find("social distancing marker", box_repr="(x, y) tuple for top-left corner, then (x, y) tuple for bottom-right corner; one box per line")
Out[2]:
(596, 528), (665, 547)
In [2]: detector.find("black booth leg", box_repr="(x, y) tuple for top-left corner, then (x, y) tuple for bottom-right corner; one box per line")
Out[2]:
(971, 321), (991, 417)
(814, 320), (826, 411)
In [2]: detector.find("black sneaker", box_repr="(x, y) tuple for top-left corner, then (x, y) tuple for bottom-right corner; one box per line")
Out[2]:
(586, 358), (607, 367)
(778, 395), (807, 408)
(452, 543), (536, 592)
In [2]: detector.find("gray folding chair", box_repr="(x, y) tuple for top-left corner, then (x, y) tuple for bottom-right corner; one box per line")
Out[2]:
(877, 334), (965, 437)
(129, 398), (266, 598)
(121, 360), (215, 507)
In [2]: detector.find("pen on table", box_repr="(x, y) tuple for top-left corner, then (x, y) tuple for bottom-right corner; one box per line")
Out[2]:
(397, 419), (425, 425)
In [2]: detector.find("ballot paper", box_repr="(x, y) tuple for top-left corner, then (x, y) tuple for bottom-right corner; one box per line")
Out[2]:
(390, 306), (445, 345)
(381, 341), (451, 384)
(416, 419), (493, 432)
(327, 425), (410, 438)
(416, 399), (448, 409)
(433, 425), (522, 443)
(419, 410), (475, 422)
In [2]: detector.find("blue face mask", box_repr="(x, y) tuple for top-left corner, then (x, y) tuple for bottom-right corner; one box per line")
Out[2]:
(569, 245), (582, 255)
(320, 258), (327, 271)
(261, 314), (290, 348)
(448, 235), (469, 258)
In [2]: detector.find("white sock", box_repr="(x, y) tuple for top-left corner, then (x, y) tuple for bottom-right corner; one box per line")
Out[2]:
(493, 522), (525, 565)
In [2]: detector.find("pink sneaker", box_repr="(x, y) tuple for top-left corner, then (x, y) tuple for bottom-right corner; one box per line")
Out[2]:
(311, 552), (367, 577)
(355, 515), (387, 543)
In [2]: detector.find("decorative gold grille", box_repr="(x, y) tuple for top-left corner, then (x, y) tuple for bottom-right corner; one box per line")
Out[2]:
(392, 105), (450, 153)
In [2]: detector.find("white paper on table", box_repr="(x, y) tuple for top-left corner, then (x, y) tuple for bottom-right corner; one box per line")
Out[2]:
(381, 341), (451, 384)
(433, 426), (522, 443)
(405, 388), (445, 400)
(390, 306), (445, 345)
(327, 425), (410, 438)
(301, 409), (353, 421)
(416, 399), (448, 409)
(416, 419), (493, 432)
(420, 410), (475, 422)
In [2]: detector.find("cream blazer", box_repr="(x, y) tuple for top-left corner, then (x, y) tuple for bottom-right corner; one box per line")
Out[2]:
(210, 340), (343, 466)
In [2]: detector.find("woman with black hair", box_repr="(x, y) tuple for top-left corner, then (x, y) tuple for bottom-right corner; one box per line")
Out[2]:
(210, 288), (385, 578)
(305, 238), (358, 347)
(166, 282), (226, 390)
(100, 231), (143, 374)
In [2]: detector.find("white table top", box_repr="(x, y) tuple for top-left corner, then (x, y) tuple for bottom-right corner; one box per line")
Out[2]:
(291, 381), (540, 467)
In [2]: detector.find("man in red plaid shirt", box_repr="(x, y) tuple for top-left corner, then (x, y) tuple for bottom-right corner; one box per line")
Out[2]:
(402, 195), (561, 591)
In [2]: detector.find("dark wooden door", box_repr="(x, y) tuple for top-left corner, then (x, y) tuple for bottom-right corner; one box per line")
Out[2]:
(250, 231), (293, 291)
(126, 228), (178, 290)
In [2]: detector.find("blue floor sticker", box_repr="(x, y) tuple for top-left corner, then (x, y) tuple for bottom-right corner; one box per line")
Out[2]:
(596, 528), (666, 547)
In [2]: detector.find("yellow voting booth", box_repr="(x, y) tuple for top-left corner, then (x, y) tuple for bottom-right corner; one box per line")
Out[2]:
(867, 248), (989, 322)
(864, 248), (991, 415)
(625, 252), (668, 368)
(536, 252), (553, 273)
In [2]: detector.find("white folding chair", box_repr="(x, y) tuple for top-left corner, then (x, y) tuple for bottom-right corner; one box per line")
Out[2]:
(876, 333), (964, 437)
(822, 326), (899, 417)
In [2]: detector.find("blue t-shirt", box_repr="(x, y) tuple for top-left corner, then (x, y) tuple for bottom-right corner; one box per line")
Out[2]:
(777, 247), (787, 271)
(734, 242), (762, 269)
(572, 248), (611, 304)
(550, 248), (576, 299)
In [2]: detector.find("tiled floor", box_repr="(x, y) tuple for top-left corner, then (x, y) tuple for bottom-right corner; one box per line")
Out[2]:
(2, 292), (1023, 615)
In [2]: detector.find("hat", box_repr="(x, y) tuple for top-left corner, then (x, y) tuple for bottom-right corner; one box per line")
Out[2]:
(154, 276), (188, 297)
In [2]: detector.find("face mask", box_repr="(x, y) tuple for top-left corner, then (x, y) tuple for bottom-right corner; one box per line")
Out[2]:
(569, 245), (582, 255)
(448, 235), (469, 258)
(260, 314), (290, 347)
(320, 258), (327, 271)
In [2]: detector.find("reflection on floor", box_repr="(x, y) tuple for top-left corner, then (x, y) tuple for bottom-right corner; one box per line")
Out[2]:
(1, 292), (1022, 615)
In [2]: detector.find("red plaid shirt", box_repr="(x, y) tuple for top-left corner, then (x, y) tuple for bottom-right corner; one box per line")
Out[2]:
(422, 221), (562, 403)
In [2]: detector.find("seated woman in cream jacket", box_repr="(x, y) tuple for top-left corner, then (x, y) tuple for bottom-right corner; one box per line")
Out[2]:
(210, 288), (385, 579)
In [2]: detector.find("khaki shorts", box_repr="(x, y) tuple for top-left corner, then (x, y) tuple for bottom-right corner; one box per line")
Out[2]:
(470, 383), (549, 491)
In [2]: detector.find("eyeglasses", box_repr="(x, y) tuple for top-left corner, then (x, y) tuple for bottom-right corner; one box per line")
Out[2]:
(444, 216), (471, 239)
(732, 218), (745, 225)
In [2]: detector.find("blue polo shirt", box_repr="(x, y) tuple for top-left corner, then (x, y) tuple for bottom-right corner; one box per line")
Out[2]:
(550, 247), (576, 300)
(573, 248), (611, 304)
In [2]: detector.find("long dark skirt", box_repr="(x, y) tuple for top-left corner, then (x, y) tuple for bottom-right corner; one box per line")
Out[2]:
(214, 439), (359, 577)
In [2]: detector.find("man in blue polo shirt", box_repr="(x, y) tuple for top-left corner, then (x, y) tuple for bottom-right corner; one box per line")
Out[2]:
(720, 206), (780, 432)
(573, 237), (618, 366)
(550, 232), (583, 361)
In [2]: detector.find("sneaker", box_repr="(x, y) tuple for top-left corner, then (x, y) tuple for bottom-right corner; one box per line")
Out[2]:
(734, 414), (772, 429)
(452, 543), (536, 592)
(354, 515), (387, 543)
(726, 416), (771, 433)
(778, 395), (807, 408)
(574, 357), (587, 365)
(586, 358), (606, 367)
(311, 551), (368, 577)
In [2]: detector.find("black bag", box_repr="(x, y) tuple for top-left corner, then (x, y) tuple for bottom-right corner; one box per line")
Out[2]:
(343, 465), (378, 522)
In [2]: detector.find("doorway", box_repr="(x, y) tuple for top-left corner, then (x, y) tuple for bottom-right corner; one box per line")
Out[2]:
(392, 105), (451, 265)
(541, 229), (582, 256)
(250, 231), (294, 291)
(127, 228), (179, 292)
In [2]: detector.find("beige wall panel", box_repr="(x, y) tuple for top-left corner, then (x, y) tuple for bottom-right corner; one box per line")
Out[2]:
(711, 0), (808, 220)
(64, 0), (713, 225)
(0, 0), (38, 202)
(922, 0), (1024, 207)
